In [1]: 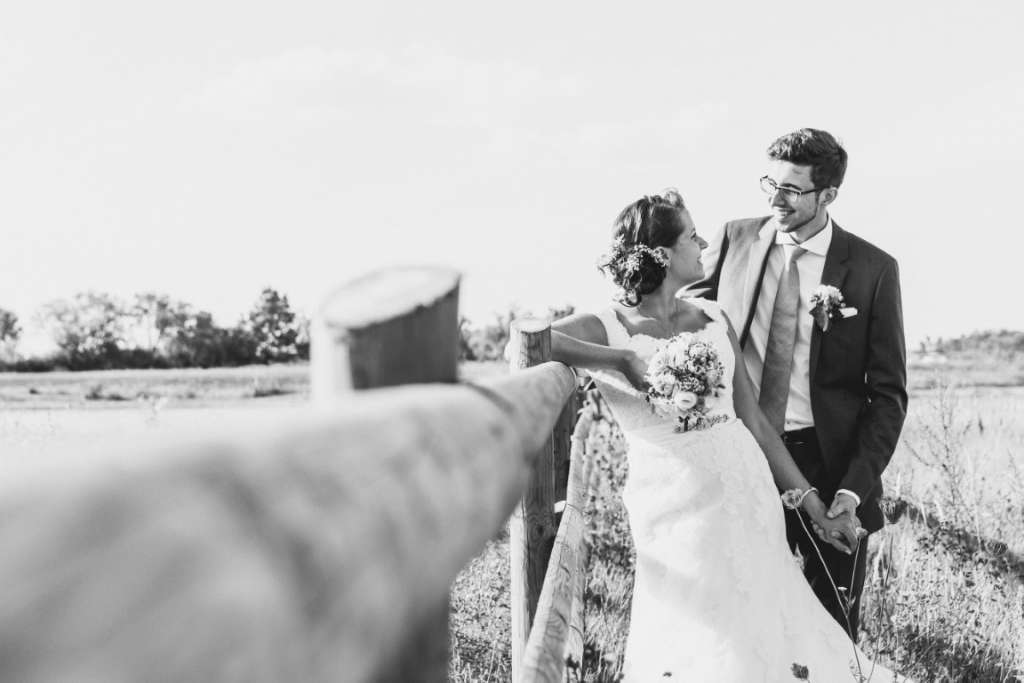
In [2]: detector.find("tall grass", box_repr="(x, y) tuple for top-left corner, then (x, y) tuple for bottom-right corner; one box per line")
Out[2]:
(858, 381), (1024, 682)
(449, 538), (512, 682)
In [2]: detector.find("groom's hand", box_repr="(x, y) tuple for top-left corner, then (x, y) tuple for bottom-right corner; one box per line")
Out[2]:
(826, 492), (858, 520)
(813, 513), (861, 554)
(825, 493), (861, 551)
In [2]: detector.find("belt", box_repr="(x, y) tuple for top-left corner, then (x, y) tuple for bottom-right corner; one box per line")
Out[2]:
(781, 426), (817, 445)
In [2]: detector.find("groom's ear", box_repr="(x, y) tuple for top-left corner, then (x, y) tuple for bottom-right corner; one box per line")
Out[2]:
(818, 187), (838, 207)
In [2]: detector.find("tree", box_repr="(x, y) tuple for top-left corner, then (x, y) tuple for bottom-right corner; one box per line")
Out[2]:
(38, 292), (126, 367)
(245, 288), (300, 363)
(0, 309), (20, 343)
(459, 307), (520, 361)
(0, 308), (21, 362)
(165, 311), (257, 368)
(294, 314), (311, 360)
(128, 293), (192, 354)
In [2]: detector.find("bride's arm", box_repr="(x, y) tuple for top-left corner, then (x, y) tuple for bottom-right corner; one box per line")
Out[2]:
(549, 314), (647, 389)
(720, 314), (859, 553)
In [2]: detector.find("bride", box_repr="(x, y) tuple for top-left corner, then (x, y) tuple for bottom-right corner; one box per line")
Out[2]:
(551, 190), (905, 681)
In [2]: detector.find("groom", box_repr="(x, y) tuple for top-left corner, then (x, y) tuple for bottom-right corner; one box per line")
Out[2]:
(685, 128), (907, 639)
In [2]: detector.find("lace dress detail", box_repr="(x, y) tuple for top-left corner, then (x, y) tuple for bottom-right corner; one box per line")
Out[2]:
(588, 298), (906, 682)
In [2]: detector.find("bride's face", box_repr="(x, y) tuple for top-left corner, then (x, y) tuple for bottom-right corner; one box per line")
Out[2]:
(663, 210), (708, 284)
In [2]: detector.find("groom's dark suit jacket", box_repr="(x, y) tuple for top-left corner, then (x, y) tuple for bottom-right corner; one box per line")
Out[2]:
(686, 217), (908, 533)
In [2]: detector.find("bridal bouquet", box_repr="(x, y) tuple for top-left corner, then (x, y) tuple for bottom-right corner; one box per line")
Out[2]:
(645, 333), (729, 432)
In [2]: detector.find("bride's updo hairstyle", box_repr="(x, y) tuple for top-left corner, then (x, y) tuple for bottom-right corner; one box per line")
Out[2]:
(597, 189), (686, 306)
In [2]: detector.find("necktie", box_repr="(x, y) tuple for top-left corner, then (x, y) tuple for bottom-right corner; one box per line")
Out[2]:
(759, 244), (807, 434)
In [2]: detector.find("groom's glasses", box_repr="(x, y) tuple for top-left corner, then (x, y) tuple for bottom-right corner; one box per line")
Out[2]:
(760, 176), (822, 200)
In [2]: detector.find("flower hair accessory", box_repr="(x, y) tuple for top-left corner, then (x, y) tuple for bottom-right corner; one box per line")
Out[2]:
(623, 243), (670, 272)
(597, 237), (670, 274)
(809, 285), (857, 332)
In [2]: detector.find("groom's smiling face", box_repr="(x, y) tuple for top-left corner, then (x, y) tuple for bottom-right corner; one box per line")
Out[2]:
(765, 160), (829, 238)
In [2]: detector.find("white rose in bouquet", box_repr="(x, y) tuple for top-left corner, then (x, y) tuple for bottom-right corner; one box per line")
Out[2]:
(647, 353), (669, 378)
(673, 391), (698, 412)
(669, 333), (694, 367)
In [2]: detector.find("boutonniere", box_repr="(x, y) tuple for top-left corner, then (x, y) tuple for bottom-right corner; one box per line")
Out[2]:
(809, 285), (857, 332)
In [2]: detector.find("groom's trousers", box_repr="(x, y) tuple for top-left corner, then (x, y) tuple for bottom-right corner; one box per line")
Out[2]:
(781, 427), (869, 641)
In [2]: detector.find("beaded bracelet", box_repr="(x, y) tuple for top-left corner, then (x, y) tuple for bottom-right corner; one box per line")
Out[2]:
(795, 486), (819, 508)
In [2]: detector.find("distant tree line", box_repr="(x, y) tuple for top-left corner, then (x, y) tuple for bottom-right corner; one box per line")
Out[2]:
(35, 297), (1004, 370)
(0, 288), (308, 372)
(921, 329), (1024, 358)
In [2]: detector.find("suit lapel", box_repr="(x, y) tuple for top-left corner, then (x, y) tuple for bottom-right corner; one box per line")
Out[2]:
(738, 219), (775, 347)
(809, 223), (851, 381)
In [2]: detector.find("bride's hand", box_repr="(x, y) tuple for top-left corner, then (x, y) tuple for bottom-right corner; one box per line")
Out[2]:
(801, 492), (859, 554)
(811, 514), (863, 546)
(814, 515), (861, 554)
(618, 350), (650, 392)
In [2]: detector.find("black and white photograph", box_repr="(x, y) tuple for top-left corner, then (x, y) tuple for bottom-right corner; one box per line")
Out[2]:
(1, 2), (1022, 681)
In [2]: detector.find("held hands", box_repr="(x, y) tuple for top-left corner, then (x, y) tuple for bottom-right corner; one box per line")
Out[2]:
(812, 513), (863, 555)
(815, 492), (865, 554)
(800, 491), (863, 555)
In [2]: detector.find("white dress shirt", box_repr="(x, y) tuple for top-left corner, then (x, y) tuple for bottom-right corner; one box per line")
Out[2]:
(742, 217), (860, 506)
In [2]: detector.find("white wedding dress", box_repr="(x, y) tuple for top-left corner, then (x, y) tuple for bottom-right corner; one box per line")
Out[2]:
(589, 298), (905, 682)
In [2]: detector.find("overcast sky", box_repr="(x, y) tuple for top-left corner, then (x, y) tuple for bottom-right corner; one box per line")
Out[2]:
(3, 1), (1022, 352)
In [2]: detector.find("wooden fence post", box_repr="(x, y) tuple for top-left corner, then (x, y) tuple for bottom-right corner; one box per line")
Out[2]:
(552, 380), (580, 506)
(519, 408), (593, 683)
(508, 318), (559, 681)
(312, 265), (460, 682)
(311, 266), (461, 395)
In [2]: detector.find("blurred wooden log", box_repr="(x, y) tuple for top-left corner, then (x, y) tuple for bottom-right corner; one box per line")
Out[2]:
(508, 318), (559, 682)
(0, 366), (575, 683)
(313, 265), (458, 682)
(520, 411), (593, 683)
(310, 266), (460, 395)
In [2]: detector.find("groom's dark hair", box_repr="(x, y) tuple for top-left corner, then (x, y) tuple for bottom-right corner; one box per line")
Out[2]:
(768, 128), (847, 189)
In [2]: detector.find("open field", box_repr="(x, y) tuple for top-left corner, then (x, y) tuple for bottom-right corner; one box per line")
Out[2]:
(0, 364), (312, 408)
(2, 360), (1022, 681)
